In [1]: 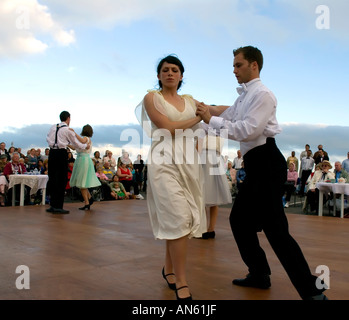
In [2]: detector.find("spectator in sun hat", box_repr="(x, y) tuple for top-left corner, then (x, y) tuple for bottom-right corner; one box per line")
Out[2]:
(306, 160), (335, 213)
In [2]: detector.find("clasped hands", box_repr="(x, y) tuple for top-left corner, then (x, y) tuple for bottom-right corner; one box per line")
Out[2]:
(196, 102), (212, 124)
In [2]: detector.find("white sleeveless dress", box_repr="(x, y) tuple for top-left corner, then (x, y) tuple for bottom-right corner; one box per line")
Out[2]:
(143, 91), (206, 240)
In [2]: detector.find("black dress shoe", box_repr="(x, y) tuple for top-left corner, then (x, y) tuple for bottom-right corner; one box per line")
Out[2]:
(202, 231), (215, 239)
(304, 293), (329, 300)
(232, 273), (271, 289)
(46, 207), (55, 213)
(52, 208), (70, 214)
(175, 286), (192, 300)
(162, 267), (176, 290)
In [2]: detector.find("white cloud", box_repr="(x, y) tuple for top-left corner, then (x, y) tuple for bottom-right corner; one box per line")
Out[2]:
(0, 0), (75, 58)
(14, 35), (48, 54)
(47, 0), (348, 46)
(1, 0), (347, 58)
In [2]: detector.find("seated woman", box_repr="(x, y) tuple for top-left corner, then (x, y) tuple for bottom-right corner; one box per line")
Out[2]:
(117, 161), (144, 199)
(283, 162), (298, 208)
(92, 151), (102, 170)
(306, 160), (335, 213)
(3, 152), (28, 205)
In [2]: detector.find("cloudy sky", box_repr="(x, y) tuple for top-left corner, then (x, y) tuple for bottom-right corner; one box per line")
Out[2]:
(0, 0), (348, 164)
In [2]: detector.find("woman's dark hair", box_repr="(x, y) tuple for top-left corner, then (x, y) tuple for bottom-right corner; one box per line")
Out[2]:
(157, 55), (185, 90)
(81, 124), (93, 137)
(233, 46), (264, 72)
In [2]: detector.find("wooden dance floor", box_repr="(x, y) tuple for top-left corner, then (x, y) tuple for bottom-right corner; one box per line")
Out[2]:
(0, 199), (348, 301)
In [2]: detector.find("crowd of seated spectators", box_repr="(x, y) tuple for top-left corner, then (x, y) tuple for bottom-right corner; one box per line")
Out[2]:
(78, 149), (145, 202)
(1, 140), (348, 212)
(0, 143), (49, 206)
(222, 144), (349, 214)
(0, 141), (149, 206)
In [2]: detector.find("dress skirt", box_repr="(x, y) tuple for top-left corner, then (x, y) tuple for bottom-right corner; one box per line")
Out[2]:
(146, 134), (207, 240)
(69, 153), (101, 189)
(140, 91), (207, 240)
(201, 149), (232, 206)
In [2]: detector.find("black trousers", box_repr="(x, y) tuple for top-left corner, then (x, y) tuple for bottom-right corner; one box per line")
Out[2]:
(121, 179), (139, 195)
(284, 182), (296, 202)
(48, 149), (68, 209)
(300, 169), (312, 196)
(306, 188), (325, 212)
(229, 138), (324, 299)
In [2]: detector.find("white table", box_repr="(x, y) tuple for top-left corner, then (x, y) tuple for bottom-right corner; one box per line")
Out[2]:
(8, 174), (49, 206)
(316, 182), (349, 218)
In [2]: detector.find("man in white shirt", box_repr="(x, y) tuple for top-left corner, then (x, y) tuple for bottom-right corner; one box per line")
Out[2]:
(46, 111), (89, 213)
(233, 150), (243, 170)
(299, 150), (315, 196)
(196, 46), (328, 300)
(299, 144), (312, 178)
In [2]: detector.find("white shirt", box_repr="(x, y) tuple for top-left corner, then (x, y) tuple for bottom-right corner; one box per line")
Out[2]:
(301, 156), (315, 171)
(233, 156), (243, 169)
(46, 122), (87, 150)
(209, 78), (281, 156)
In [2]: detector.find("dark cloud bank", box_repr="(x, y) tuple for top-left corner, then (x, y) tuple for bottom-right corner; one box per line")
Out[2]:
(1, 123), (348, 163)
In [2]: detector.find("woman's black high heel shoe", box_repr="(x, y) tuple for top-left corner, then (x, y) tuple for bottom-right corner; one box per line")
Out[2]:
(79, 204), (90, 210)
(175, 286), (192, 300)
(202, 231), (215, 239)
(162, 267), (176, 290)
(89, 197), (94, 205)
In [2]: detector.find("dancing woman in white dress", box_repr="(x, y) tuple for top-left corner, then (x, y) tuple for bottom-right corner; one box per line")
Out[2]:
(137, 55), (206, 300)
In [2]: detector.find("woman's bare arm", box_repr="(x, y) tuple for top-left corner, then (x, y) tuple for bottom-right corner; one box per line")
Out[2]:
(144, 92), (201, 136)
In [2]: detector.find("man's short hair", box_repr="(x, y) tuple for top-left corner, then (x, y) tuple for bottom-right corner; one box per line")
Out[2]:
(233, 46), (263, 72)
(60, 111), (70, 122)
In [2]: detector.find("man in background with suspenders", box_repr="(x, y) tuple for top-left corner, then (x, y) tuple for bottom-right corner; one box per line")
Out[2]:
(46, 111), (89, 214)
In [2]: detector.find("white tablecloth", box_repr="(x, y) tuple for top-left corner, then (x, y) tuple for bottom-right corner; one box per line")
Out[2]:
(9, 174), (48, 195)
(316, 182), (349, 218)
(8, 174), (49, 206)
(316, 182), (349, 196)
